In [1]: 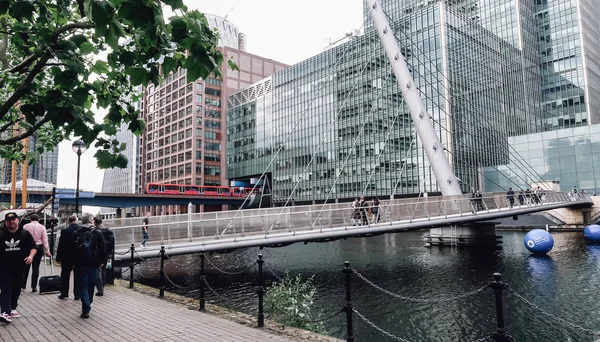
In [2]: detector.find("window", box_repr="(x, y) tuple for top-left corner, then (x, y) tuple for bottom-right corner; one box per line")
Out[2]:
(204, 165), (221, 176)
(204, 153), (221, 162)
(196, 128), (202, 136)
(196, 95), (203, 103)
(205, 98), (220, 107)
(195, 163), (202, 174)
(196, 83), (203, 91)
(196, 151), (202, 159)
(205, 120), (220, 129)
(205, 142), (221, 151)
(204, 131), (217, 139)
(196, 139), (202, 148)
(205, 88), (221, 97)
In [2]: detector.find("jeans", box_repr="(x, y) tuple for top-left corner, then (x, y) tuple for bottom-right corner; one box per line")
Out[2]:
(0, 268), (24, 314)
(60, 263), (79, 298)
(141, 231), (149, 246)
(22, 245), (43, 289)
(95, 265), (106, 295)
(75, 266), (98, 314)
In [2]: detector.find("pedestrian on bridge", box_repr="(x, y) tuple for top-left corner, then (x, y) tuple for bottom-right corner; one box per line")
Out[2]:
(56, 215), (81, 300)
(506, 188), (515, 208)
(141, 212), (150, 248)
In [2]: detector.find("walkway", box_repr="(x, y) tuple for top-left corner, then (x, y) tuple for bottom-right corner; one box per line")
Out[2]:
(0, 280), (295, 342)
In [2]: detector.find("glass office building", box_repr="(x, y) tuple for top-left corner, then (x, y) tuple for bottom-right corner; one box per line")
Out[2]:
(228, 3), (532, 204)
(483, 124), (600, 195)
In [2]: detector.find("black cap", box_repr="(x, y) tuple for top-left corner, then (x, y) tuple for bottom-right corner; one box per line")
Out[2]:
(5, 212), (18, 220)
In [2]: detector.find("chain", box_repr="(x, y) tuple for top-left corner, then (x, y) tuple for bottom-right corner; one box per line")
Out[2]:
(134, 249), (161, 261)
(164, 252), (199, 268)
(352, 308), (413, 342)
(163, 273), (196, 291)
(132, 266), (160, 279)
(206, 256), (257, 275)
(353, 269), (489, 303)
(114, 247), (132, 256)
(201, 276), (248, 311)
(263, 263), (284, 282)
(506, 286), (600, 335)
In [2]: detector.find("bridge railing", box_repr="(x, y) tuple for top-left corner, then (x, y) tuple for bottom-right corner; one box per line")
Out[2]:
(107, 191), (589, 249)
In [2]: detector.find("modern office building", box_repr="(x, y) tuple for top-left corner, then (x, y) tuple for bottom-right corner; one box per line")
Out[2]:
(138, 25), (287, 214)
(228, 2), (533, 204)
(100, 121), (140, 218)
(205, 14), (247, 51)
(1, 137), (59, 186)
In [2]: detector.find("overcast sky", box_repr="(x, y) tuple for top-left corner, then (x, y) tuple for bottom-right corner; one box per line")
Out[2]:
(57, 0), (364, 203)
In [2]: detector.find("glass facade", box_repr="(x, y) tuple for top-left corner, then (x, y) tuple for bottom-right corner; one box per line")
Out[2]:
(1, 137), (59, 186)
(228, 3), (533, 204)
(483, 124), (600, 195)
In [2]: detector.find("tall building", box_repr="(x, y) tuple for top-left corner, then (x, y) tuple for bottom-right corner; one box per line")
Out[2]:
(138, 17), (287, 214)
(1, 136), (59, 186)
(228, 2), (531, 204)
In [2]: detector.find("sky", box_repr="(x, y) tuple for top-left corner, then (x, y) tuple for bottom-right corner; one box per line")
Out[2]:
(56, 0), (365, 198)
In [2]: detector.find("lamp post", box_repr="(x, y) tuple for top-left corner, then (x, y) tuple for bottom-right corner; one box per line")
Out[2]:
(71, 140), (87, 216)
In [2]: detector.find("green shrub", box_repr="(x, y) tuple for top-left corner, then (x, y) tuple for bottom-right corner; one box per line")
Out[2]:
(264, 274), (328, 335)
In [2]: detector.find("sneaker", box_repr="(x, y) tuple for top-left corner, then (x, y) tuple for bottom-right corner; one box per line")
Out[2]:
(0, 312), (12, 323)
(58, 295), (68, 300)
(10, 310), (20, 318)
(31, 288), (37, 293)
(80, 313), (89, 319)
(96, 292), (103, 296)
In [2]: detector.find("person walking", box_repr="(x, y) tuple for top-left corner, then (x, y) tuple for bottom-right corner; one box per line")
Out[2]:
(56, 215), (80, 300)
(506, 188), (515, 208)
(22, 214), (51, 292)
(0, 212), (37, 323)
(71, 213), (106, 319)
(93, 217), (114, 297)
(372, 198), (381, 223)
(141, 211), (150, 248)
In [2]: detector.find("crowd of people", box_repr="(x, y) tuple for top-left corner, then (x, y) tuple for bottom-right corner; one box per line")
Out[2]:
(351, 196), (382, 225)
(0, 212), (114, 323)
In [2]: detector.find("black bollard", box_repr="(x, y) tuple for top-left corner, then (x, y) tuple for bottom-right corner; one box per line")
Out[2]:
(489, 272), (507, 341)
(199, 252), (206, 311)
(257, 254), (265, 328)
(159, 246), (166, 298)
(129, 243), (135, 289)
(343, 261), (354, 342)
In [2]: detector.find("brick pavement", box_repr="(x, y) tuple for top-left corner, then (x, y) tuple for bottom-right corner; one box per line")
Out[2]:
(0, 275), (296, 342)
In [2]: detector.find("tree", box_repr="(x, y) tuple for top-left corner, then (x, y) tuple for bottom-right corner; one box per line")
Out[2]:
(0, 0), (234, 168)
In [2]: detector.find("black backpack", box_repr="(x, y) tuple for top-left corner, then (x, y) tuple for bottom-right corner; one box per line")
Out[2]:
(73, 226), (97, 263)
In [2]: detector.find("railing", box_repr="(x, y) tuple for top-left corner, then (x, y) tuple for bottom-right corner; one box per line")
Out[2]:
(118, 251), (600, 341)
(105, 191), (591, 251)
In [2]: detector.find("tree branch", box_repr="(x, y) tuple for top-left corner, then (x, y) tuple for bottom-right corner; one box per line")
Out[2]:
(0, 54), (51, 120)
(0, 116), (53, 145)
(7, 51), (43, 73)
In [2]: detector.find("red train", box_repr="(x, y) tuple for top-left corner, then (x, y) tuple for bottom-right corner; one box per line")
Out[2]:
(146, 183), (255, 197)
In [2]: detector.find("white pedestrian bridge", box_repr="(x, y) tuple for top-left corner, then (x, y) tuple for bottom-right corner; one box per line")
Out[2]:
(106, 191), (593, 262)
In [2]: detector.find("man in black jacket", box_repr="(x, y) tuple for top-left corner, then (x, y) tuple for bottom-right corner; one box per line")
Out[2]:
(56, 215), (80, 300)
(92, 216), (114, 296)
(71, 213), (106, 318)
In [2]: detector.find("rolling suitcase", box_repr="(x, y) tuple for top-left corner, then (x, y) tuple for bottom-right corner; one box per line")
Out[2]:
(39, 255), (61, 294)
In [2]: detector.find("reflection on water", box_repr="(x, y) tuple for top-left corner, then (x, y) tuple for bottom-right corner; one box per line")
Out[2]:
(139, 231), (600, 341)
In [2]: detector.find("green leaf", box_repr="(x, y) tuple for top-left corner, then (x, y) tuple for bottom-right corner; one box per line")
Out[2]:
(125, 66), (149, 86)
(103, 123), (117, 136)
(72, 87), (90, 105)
(8, 1), (35, 21)
(169, 18), (187, 42)
(162, 0), (187, 11)
(70, 34), (88, 46)
(93, 60), (110, 74)
(228, 58), (239, 71)
(80, 42), (95, 54)
(162, 56), (178, 78)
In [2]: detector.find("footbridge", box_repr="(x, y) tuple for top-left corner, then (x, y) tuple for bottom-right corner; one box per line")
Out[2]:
(110, 191), (592, 262)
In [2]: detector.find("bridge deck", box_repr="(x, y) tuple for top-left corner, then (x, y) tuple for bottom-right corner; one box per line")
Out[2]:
(107, 191), (592, 261)
(2, 267), (295, 342)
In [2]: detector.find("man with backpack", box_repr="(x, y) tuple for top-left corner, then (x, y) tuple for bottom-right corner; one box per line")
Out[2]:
(92, 216), (114, 297)
(71, 213), (106, 319)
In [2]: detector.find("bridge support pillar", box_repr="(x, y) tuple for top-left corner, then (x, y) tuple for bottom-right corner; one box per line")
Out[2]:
(425, 222), (502, 247)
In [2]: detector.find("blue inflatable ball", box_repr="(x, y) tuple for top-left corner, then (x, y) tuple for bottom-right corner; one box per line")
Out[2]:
(524, 229), (554, 255)
(584, 224), (600, 242)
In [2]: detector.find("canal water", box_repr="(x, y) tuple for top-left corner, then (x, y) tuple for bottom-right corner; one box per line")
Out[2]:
(137, 231), (600, 341)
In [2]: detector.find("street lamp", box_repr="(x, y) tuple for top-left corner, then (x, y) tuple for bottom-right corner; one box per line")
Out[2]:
(71, 140), (87, 216)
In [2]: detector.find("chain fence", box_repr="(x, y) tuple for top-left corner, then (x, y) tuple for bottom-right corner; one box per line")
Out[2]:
(164, 252), (199, 268)
(506, 285), (600, 336)
(352, 308), (413, 342)
(353, 269), (489, 303)
(201, 276), (256, 315)
(205, 255), (257, 275)
(163, 273), (197, 291)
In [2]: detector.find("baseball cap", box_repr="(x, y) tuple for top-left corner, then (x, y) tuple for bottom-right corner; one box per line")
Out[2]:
(5, 212), (18, 220)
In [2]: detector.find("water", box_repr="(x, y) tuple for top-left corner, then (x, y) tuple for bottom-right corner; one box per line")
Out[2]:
(137, 231), (600, 341)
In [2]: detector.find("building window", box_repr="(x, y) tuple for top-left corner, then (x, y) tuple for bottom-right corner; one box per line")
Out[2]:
(204, 131), (217, 139)
(196, 83), (203, 91)
(204, 166), (221, 176)
(195, 163), (202, 174)
(196, 151), (202, 159)
(204, 153), (221, 162)
(196, 95), (203, 103)
(196, 139), (202, 148)
(196, 128), (202, 136)
(205, 120), (220, 129)
(205, 142), (221, 151)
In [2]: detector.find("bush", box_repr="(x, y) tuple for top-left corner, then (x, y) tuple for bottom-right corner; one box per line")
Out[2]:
(264, 274), (328, 335)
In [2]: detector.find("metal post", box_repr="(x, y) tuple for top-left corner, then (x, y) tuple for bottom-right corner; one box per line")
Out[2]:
(159, 246), (166, 298)
(257, 254), (265, 328)
(129, 243), (135, 289)
(199, 251), (206, 311)
(343, 261), (354, 342)
(50, 226), (55, 257)
(489, 273), (507, 341)
(75, 152), (81, 216)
